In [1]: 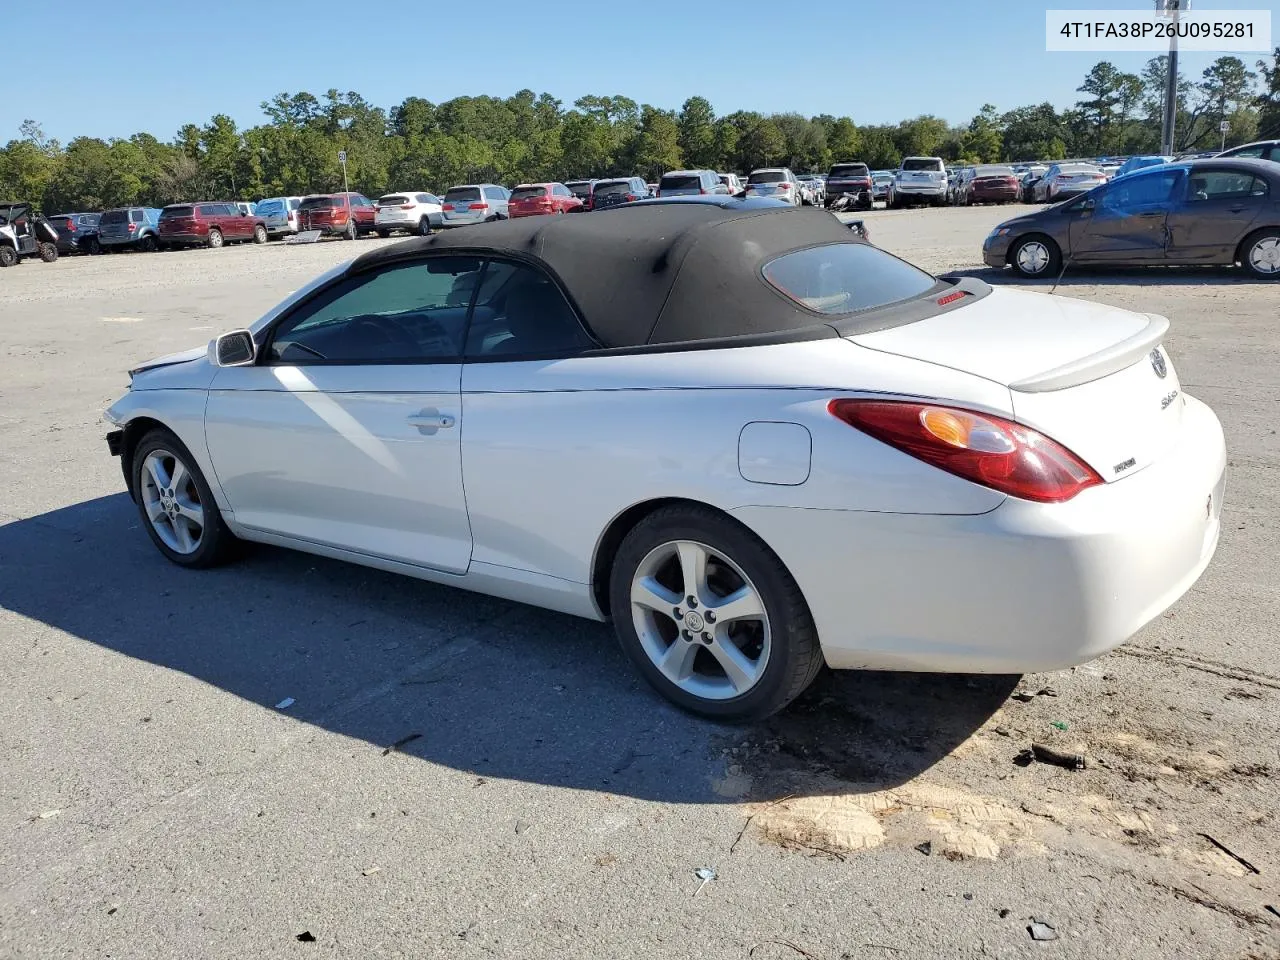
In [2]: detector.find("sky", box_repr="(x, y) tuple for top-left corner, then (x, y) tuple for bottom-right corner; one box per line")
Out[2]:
(6, 0), (1278, 144)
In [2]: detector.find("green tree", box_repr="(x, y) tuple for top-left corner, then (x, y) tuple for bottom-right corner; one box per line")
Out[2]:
(959, 104), (1003, 162)
(630, 106), (683, 180)
(1256, 47), (1280, 139)
(677, 96), (718, 169)
(894, 115), (948, 157)
(824, 118), (861, 164)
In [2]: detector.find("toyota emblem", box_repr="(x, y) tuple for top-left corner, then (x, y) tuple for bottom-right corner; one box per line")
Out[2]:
(1150, 348), (1167, 379)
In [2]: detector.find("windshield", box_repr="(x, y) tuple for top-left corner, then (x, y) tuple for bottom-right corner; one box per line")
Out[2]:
(299, 197), (336, 210)
(901, 158), (943, 172)
(510, 186), (549, 201)
(762, 242), (937, 317)
(749, 171), (787, 184)
(829, 164), (868, 178)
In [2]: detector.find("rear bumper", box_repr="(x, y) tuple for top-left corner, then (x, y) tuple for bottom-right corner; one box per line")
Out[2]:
(733, 395), (1226, 674)
(971, 186), (1020, 202)
(158, 231), (207, 244)
(893, 182), (946, 197)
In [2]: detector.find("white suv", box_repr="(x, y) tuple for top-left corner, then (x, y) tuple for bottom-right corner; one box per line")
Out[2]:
(887, 157), (947, 208)
(745, 168), (802, 205)
(374, 191), (443, 237)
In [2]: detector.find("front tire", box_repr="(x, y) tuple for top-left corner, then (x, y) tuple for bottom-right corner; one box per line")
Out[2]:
(1009, 234), (1062, 279)
(253, 224), (268, 244)
(1239, 228), (1280, 280)
(609, 505), (823, 722)
(207, 228), (223, 249)
(0, 245), (16, 267)
(132, 429), (236, 568)
(344, 219), (357, 241)
(39, 242), (58, 263)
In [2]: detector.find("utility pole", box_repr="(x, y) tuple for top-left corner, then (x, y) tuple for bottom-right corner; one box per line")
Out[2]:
(1158, 0), (1188, 156)
(1219, 119), (1231, 152)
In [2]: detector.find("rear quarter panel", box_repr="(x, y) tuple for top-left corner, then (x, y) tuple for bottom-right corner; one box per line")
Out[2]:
(459, 341), (1009, 586)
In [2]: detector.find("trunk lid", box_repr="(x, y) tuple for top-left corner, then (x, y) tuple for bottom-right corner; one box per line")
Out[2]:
(848, 286), (1183, 481)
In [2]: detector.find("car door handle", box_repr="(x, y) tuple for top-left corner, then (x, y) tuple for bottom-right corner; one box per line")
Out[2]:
(407, 411), (455, 432)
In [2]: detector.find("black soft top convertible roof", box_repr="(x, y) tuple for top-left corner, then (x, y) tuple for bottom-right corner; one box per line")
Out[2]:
(349, 201), (870, 349)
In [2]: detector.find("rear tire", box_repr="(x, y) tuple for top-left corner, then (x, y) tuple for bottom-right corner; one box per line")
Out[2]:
(1239, 228), (1280, 280)
(344, 219), (357, 241)
(84, 237), (101, 255)
(608, 504), (823, 722)
(138, 235), (157, 253)
(253, 224), (268, 244)
(39, 242), (58, 263)
(418, 217), (433, 236)
(0, 245), (16, 267)
(132, 428), (237, 569)
(207, 228), (223, 249)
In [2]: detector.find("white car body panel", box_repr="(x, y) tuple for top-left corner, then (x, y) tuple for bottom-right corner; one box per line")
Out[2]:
(105, 266), (1227, 677)
(204, 363), (472, 574)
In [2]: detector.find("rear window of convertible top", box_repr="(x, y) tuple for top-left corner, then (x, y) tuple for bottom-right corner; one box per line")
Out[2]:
(762, 242), (937, 316)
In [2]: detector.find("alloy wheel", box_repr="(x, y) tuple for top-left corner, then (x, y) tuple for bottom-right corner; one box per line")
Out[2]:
(629, 540), (771, 701)
(140, 449), (205, 555)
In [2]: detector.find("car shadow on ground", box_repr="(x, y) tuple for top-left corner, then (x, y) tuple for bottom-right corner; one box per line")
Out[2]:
(943, 264), (1257, 287)
(0, 494), (1017, 805)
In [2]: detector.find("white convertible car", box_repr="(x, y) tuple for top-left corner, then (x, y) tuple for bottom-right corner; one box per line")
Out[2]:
(104, 197), (1226, 720)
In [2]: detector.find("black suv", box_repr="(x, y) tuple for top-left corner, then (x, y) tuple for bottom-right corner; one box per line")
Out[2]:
(825, 162), (873, 209)
(590, 177), (652, 210)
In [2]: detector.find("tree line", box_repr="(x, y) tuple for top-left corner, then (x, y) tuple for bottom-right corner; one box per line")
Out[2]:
(2, 51), (1277, 214)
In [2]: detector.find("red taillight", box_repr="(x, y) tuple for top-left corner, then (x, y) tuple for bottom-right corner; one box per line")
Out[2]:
(698, 188), (707, 195)
(625, 194), (637, 202)
(471, 202), (488, 210)
(400, 203), (413, 210)
(442, 203), (455, 211)
(827, 400), (1102, 503)
(127, 222), (137, 231)
(66, 219), (76, 232)
(777, 182), (790, 190)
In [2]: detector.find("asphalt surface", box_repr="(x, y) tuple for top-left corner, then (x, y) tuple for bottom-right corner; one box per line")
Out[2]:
(2, 209), (1278, 960)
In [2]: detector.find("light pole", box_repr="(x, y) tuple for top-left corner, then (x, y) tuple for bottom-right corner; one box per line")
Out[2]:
(1219, 119), (1231, 152)
(1157, 0), (1189, 156)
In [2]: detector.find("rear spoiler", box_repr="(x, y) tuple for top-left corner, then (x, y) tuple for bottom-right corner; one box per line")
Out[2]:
(1010, 314), (1169, 393)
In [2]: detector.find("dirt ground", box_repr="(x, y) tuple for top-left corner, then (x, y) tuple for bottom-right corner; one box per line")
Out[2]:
(1, 207), (1278, 960)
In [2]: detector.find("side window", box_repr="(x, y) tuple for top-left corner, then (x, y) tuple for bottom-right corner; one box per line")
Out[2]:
(197, 204), (216, 217)
(290, 198), (301, 210)
(130, 209), (144, 222)
(267, 257), (484, 364)
(464, 260), (594, 359)
(1228, 146), (1265, 159)
(1102, 171), (1180, 212)
(1187, 170), (1265, 202)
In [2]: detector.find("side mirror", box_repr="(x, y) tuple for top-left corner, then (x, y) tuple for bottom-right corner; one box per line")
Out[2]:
(215, 329), (256, 366)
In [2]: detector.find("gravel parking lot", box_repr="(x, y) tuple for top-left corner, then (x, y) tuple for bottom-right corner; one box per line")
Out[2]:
(2, 208), (1278, 960)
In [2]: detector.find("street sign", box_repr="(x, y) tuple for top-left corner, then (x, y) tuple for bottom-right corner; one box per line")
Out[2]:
(337, 150), (347, 164)
(1219, 120), (1231, 133)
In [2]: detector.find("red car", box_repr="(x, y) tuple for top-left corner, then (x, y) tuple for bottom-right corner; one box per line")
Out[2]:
(158, 203), (268, 249)
(507, 183), (584, 218)
(962, 165), (1022, 205)
(297, 193), (377, 239)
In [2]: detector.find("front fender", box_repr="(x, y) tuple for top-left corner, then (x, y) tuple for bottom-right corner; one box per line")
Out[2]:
(105, 389), (228, 512)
